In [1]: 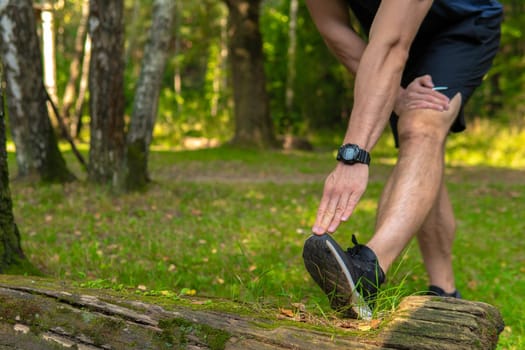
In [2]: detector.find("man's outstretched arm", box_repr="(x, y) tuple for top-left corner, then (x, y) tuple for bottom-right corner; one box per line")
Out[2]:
(312, 0), (434, 235)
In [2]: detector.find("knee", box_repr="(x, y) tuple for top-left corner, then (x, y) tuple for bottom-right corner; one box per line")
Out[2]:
(397, 116), (444, 147)
(397, 93), (463, 147)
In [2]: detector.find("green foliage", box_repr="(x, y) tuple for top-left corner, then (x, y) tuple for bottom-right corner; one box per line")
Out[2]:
(261, 0), (351, 135)
(447, 119), (525, 168)
(464, 0), (525, 122)
(48, 0), (524, 150)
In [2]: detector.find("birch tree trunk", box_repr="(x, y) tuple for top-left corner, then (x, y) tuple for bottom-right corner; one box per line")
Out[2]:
(87, 0), (126, 189)
(125, 0), (175, 190)
(222, 0), (277, 148)
(40, 0), (57, 106)
(0, 0), (74, 183)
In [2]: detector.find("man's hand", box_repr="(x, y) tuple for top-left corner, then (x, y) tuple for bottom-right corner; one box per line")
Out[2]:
(312, 162), (369, 235)
(394, 75), (450, 116)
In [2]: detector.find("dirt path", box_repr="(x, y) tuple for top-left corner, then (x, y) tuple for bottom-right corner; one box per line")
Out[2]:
(160, 162), (525, 185)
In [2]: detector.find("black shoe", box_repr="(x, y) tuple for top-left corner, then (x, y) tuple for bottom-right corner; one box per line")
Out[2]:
(302, 234), (385, 319)
(427, 285), (462, 298)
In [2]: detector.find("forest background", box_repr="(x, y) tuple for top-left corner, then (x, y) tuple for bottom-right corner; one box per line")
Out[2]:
(0, 0), (524, 349)
(18, 0), (525, 153)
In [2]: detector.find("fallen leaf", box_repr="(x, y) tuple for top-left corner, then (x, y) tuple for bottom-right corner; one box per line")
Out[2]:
(279, 308), (295, 318)
(370, 319), (381, 329)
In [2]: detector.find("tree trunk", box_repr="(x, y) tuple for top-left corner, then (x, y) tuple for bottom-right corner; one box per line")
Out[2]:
(284, 0), (298, 129)
(87, 0), (126, 189)
(0, 0), (74, 183)
(223, 0), (277, 148)
(0, 66), (37, 275)
(71, 33), (91, 139)
(173, 0), (182, 114)
(210, 12), (228, 119)
(60, 0), (89, 128)
(125, 0), (175, 191)
(39, 0), (57, 105)
(0, 275), (504, 349)
(38, 0), (60, 134)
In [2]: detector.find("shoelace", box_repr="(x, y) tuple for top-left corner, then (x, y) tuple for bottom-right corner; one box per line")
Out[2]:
(347, 234), (364, 257)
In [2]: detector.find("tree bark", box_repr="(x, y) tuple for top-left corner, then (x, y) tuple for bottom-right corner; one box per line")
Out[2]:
(0, 275), (504, 349)
(285, 0), (298, 128)
(87, 0), (126, 189)
(223, 0), (278, 148)
(39, 0), (57, 106)
(173, 0), (182, 114)
(125, 0), (175, 191)
(71, 33), (91, 139)
(60, 0), (89, 129)
(0, 0), (74, 183)
(0, 66), (37, 274)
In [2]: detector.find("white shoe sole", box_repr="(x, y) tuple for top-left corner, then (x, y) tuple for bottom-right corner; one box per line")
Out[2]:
(325, 239), (373, 320)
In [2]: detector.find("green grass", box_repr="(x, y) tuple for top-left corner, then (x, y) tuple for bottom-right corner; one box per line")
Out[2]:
(7, 122), (525, 349)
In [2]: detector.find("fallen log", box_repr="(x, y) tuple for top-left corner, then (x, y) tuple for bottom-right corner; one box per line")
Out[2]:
(0, 275), (503, 349)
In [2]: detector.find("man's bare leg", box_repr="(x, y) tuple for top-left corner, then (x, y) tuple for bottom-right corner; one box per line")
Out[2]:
(367, 93), (462, 273)
(417, 181), (457, 293)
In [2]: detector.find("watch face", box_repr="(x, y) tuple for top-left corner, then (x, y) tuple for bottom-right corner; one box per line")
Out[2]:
(343, 146), (357, 160)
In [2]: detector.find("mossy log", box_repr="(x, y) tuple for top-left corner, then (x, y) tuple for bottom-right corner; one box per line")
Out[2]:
(0, 275), (503, 349)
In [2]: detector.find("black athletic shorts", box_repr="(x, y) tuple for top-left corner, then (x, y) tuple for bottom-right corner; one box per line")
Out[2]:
(347, 2), (503, 146)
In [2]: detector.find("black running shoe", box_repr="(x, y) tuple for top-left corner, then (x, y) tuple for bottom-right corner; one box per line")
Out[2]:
(302, 234), (385, 319)
(427, 285), (462, 298)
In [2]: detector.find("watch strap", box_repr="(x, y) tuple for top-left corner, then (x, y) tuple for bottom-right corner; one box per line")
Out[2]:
(337, 144), (371, 165)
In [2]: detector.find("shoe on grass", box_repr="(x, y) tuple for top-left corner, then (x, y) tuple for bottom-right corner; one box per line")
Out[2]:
(427, 285), (462, 298)
(302, 234), (385, 319)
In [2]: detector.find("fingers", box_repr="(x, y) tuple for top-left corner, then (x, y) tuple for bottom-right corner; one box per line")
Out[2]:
(417, 74), (434, 89)
(313, 192), (347, 235)
(312, 184), (338, 235)
(406, 96), (448, 111)
(407, 85), (450, 111)
(312, 165), (368, 235)
(327, 192), (349, 233)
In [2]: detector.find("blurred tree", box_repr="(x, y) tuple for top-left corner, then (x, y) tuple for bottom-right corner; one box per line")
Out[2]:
(222, 0), (277, 148)
(60, 0), (89, 135)
(126, 0), (176, 190)
(70, 33), (91, 139)
(87, 0), (126, 189)
(0, 0), (74, 183)
(39, 0), (58, 106)
(0, 64), (37, 274)
(284, 0), (298, 128)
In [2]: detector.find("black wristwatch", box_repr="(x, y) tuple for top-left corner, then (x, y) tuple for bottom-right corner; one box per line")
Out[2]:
(336, 143), (371, 165)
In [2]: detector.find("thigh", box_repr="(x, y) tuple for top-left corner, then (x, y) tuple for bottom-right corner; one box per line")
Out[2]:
(390, 13), (502, 146)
